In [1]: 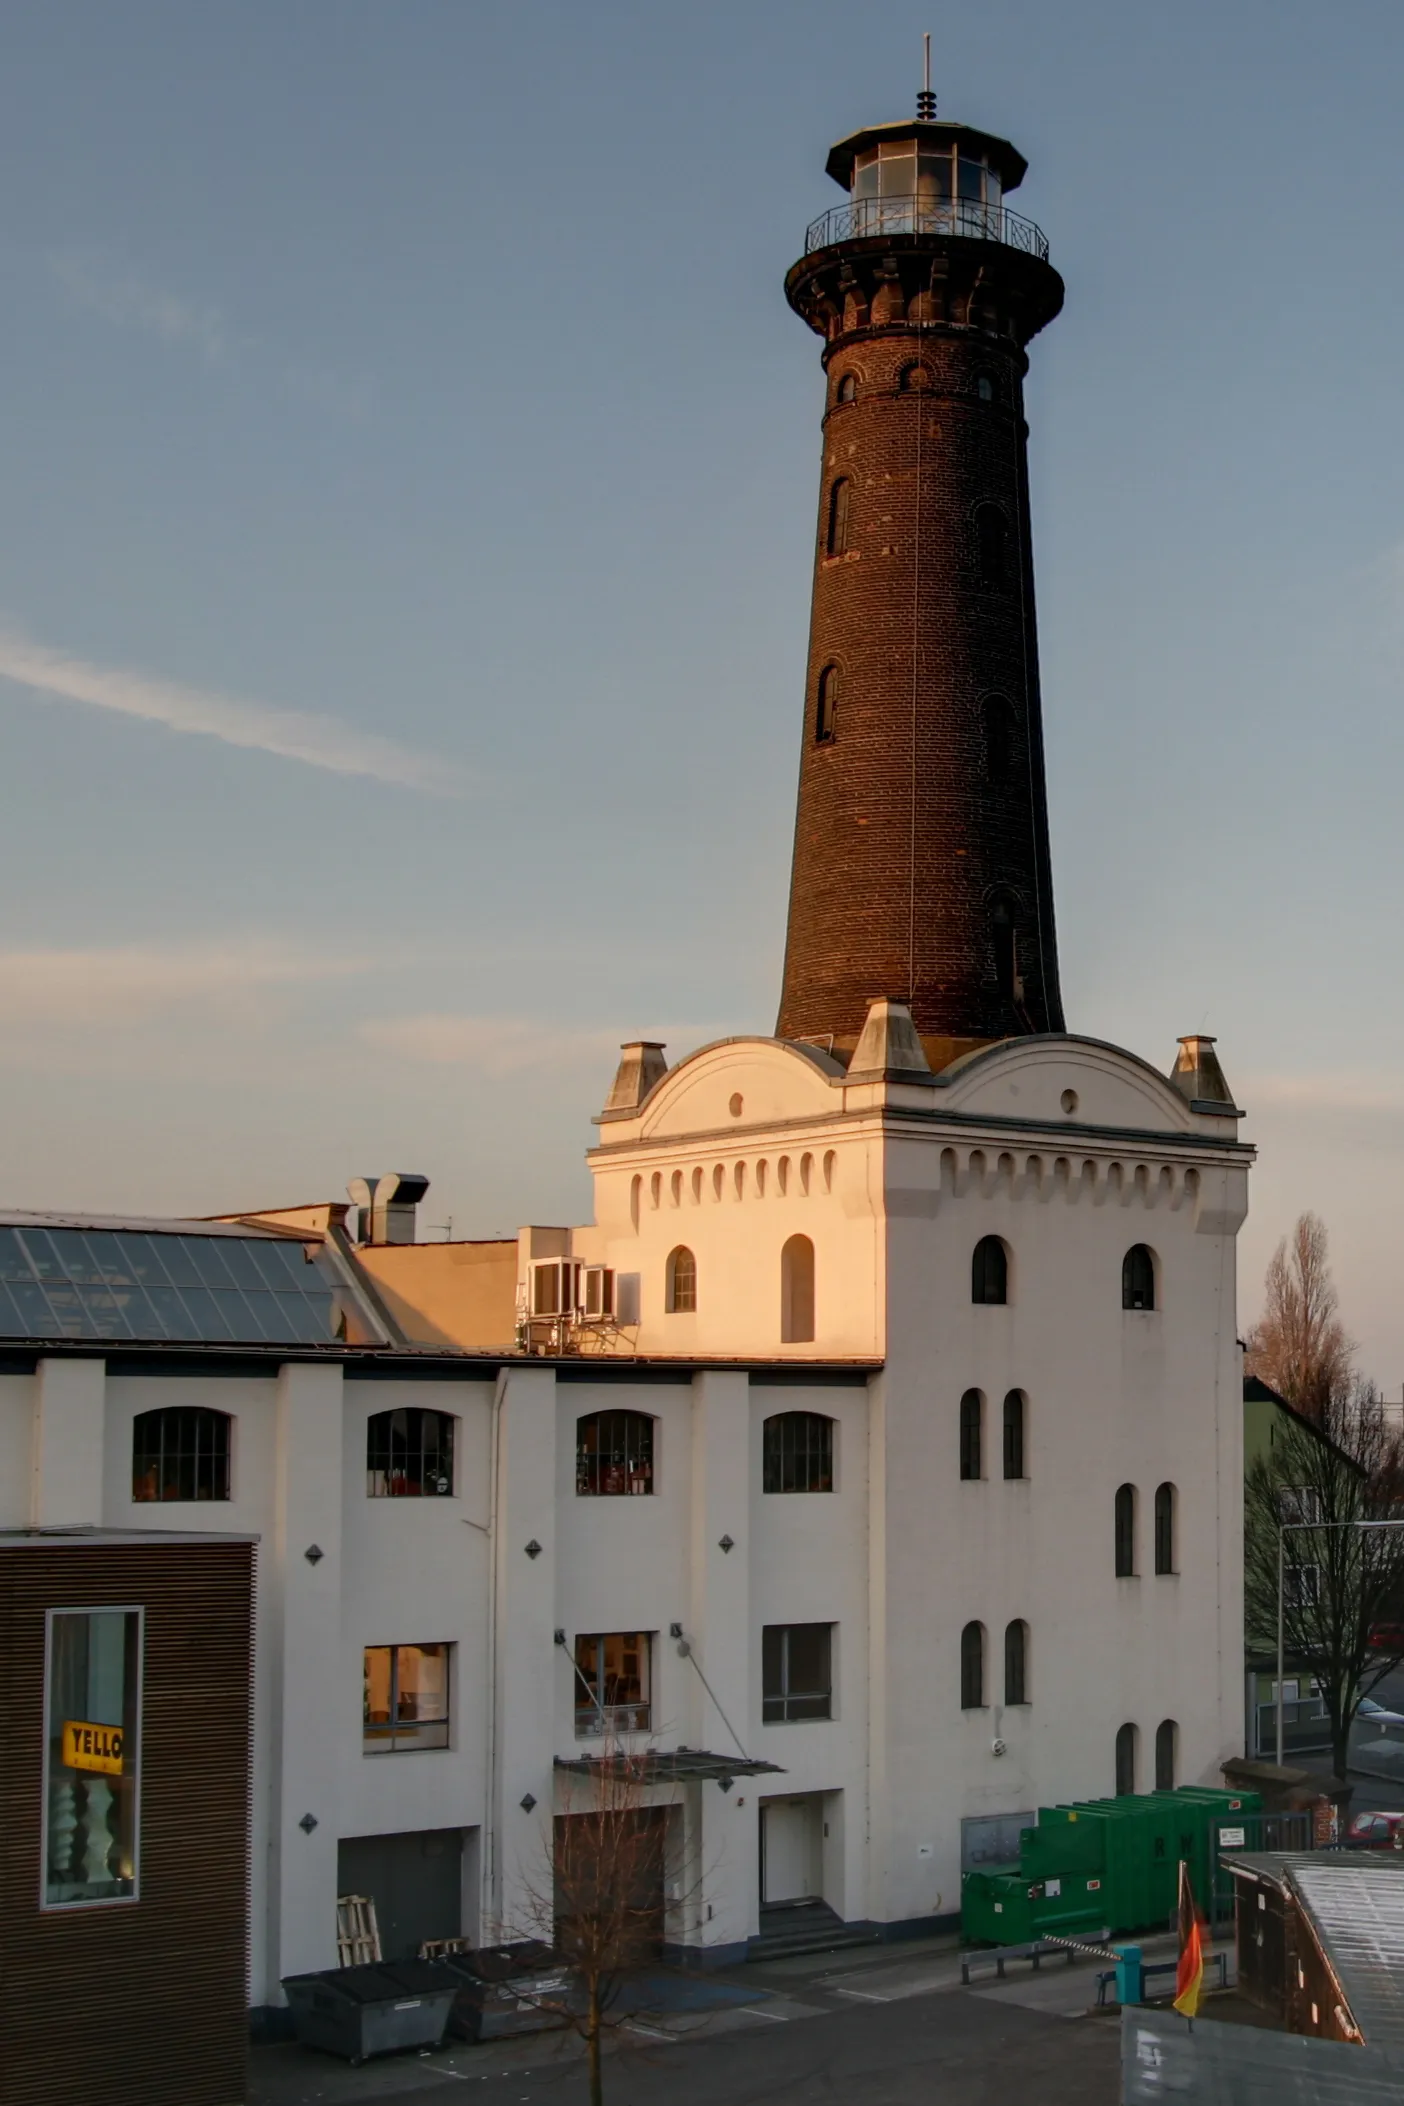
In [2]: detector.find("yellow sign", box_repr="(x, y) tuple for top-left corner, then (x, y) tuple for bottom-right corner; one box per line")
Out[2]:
(62, 1719), (124, 1775)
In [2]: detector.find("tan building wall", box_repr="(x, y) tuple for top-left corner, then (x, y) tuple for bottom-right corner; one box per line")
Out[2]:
(353, 1240), (518, 1350)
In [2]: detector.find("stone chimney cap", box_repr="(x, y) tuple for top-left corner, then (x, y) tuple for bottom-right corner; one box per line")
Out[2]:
(1169, 1034), (1239, 1114)
(601, 1041), (669, 1118)
(846, 998), (934, 1081)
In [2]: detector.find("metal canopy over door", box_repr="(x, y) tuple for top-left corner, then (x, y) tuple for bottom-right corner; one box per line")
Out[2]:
(761, 1798), (823, 1905)
(336, 1829), (464, 1961)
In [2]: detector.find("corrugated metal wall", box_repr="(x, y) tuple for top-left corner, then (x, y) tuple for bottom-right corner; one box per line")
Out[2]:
(0, 1539), (254, 2106)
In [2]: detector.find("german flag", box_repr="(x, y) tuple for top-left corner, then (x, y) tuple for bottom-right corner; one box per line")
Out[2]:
(1172, 1859), (1207, 2018)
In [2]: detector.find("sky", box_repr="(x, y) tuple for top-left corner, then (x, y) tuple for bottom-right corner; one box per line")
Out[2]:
(1, 0), (1403, 1382)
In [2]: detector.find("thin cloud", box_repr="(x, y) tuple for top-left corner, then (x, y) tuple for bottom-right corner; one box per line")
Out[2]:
(0, 940), (367, 1030)
(359, 1013), (729, 1079)
(51, 251), (234, 368)
(0, 622), (464, 794)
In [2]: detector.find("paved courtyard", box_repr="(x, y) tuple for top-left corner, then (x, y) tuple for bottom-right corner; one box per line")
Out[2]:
(250, 1934), (1130, 2106)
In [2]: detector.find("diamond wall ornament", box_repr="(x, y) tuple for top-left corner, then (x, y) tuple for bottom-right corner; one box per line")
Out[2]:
(520, 1793), (537, 1812)
(298, 1813), (318, 1834)
(524, 1539), (542, 1559)
(718, 1534), (735, 1554)
(304, 1544), (324, 1565)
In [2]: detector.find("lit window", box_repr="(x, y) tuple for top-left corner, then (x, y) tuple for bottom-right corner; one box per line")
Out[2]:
(1115, 1484), (1137, 1577)
(960, 1389), (983, 1480)
(971, 1236), (1008, 1305)
(131, 1406), (230, 1502)
(573, 1632), (652, 1737)
(366, 1407), (455, 1497)
(1123, 1244), (1156, 1311)
(836, 372), (858, 403)
(826, 478), (850, 557)
(44, 1608), (141, 1907)
(763, 1623), (832, 1722)
(576, 1410), (654, 1496)
(816, 664), (839, 743)
(961, 1621), (985, 1709)
(1004, 1620), (1029, 1705)
(780, 1234), (815, 1342)
(666, 1246), (697, 1313)
(362, 1642), (450, 1753)
(763, 1411), (833, 1493)
(1002, 1391), (1025, 1480)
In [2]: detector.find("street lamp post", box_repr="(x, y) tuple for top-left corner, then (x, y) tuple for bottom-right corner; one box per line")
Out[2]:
(1275, 1516), (1404, 1767)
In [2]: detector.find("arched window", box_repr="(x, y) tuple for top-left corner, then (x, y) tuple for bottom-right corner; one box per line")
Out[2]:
(576, 1410), (654, 1496)
(971, 1235), (1008, 1305)
(983, 696), (1016, 785)
(630, 1175), (642, 1230)
(132, 1406), (231, 1502)
(763, 1411), (834, 1493)
(366, 1407), (455, 1497)
(1004, 1619), (1029, 1705)
(1155, 1719), (1178, 1791)
(665, 1246), (697, 1313)
(836, 371), (858, 403)
(1002, 1391), (1025, 1480)
(959, 1389), (984, 1480)
(898, 362), (932, 391)
(975, 503), (1007, 586)
(990, 897), (1020, 1000)
(1123, 1244), (1155, 1311)
(1115, 1721), (1139, 1797)
(1154, 1483), (1177, 1575)
(1115, 1484), (1137, 1577)
(815, 663), (839, 743)
(780, 1234), (816, 1342)
(976, 371), (996, 403)
(961, 1621), (985, 1709)
(826, 478), (850, 557)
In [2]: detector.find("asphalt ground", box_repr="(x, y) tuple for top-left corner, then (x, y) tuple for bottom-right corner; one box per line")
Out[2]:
(250, 1933), (1140, 2106)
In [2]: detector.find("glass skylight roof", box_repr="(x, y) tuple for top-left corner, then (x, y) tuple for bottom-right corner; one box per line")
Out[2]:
(0, 1225), (345, 1345)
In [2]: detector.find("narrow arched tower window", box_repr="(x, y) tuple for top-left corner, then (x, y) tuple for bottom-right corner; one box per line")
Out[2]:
(665, 1246), (697, 1313)
(815, 664), (839, 743)
(1115, 1484), (1137, 1577)
(836, 371), (857, 403)
(1155, 1719), (1178, 1791)
(1115, 1721), (1138, 1796)
(959, 1389), (983, 1479)
(1123, 1244), (1155, 1311)
(971, 1235), (1008, 1305)
(975, 504), (1007, 586)
(1002, 1391), (1025, 1479)
(1004, 1620), (1028, 1705)
(780, 1234), (815, 1342)
(826, 478), (850, 557)
(1154, 1483), (1177, 1574)
(961, 1622), (985, 1709)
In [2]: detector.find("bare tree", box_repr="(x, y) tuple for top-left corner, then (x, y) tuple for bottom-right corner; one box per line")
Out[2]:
(508, 1750), (699, 2106)
(1244, 1212), (1354, 1420)
(1244, 1380), (1404, 1777)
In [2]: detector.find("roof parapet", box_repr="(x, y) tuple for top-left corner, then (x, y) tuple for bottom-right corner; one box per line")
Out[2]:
(845, 998), (934, 1083)
(1169, 1034), (1240, 1115)
(601, 1041), (668, 1118)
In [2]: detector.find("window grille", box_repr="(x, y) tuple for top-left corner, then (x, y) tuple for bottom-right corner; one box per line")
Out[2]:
(131, 1406), (231, 1502)
(763, 1411), (834, 1493)
(665, 1247), (697, 1313)
(576, 1410), (654, 1496)
(366, 1408), (455, 1497)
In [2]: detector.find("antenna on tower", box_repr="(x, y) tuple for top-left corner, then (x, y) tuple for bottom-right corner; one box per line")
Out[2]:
(917, 32), (936, 120)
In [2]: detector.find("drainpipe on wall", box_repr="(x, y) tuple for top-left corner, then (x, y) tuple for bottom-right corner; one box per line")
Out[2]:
(481, 1364), (511, 1939)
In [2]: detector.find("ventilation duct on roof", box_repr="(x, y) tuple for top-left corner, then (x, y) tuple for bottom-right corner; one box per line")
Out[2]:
(345, 1174), (430, 1246)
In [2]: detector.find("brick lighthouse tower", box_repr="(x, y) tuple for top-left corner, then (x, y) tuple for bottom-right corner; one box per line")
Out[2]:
(775, 76), (1066, 1069)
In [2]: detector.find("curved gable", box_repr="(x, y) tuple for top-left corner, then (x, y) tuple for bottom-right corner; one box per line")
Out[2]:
(937, 1035), (1196, 1135)
(638, 1038), (842, 1142)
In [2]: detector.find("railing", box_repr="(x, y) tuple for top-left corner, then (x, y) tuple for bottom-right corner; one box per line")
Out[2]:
(804, 195), (1049, 262)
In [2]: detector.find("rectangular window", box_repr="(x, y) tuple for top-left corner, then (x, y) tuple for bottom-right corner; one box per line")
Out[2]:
(573, 1632), (652, 1737)
(762, 1623), (833, 1724)
(44, 1608), (142, 1908)
(363, 1643), (450, 1753)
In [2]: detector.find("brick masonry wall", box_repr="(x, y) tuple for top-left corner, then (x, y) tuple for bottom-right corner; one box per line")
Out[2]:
(775, 240), (1066, 1057)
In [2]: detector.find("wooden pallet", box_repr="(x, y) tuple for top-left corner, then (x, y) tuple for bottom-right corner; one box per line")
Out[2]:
(335, 1893), (382, 1966)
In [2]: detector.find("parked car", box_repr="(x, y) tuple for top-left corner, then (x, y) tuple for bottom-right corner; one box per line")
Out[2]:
(1357, 1696), (1404, 1729)
(1366, 1623), (1404, 1653)
(1344, 1811), (1404, 1850)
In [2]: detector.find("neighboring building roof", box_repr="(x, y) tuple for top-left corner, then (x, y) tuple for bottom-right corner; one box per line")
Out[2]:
(0, 1216), (350, 1347)
(1243, 1374), (1369, 1475)
(1224, 1852), (1404, 2050)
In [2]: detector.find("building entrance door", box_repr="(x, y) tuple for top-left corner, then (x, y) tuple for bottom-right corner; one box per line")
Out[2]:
(760, 1797), (822, 1905)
